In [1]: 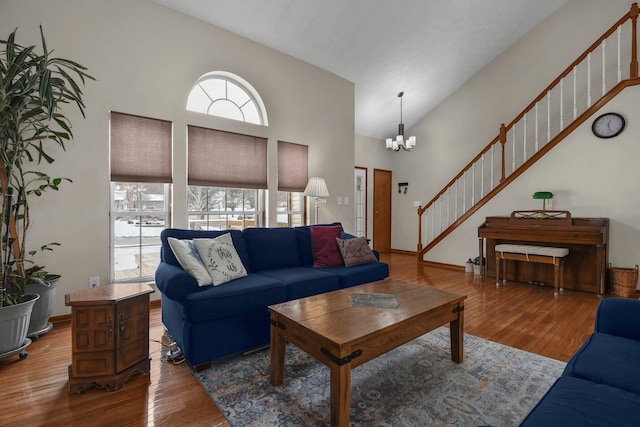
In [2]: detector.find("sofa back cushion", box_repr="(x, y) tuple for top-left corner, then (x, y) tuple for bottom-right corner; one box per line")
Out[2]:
(242, 227), (301, 271)
(160, 228), (250, 271)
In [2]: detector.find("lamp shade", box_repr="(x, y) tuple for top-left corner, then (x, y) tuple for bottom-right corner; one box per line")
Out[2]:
(533, 191), (553, 200)
(303, 177), (329, 198)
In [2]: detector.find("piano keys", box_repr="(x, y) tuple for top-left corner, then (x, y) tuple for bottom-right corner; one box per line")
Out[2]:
(477, 211), (608, 295)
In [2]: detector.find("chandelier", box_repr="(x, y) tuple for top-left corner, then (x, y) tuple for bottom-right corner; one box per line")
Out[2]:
(385, 91), (416, 152)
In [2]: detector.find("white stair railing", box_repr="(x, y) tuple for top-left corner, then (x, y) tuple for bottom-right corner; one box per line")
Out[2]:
(418, 4), (639, 258)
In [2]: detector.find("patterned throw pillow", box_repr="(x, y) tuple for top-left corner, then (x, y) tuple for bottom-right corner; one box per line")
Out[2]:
(193, 233), (248, 286)
(336, 236), (378, 267)
(167, 237), (212, 286)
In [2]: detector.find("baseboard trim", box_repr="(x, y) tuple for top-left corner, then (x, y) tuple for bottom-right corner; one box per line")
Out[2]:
(389, 249), (416, 255)
(387, 248), (465, 271)
(419, 259), (465, 271)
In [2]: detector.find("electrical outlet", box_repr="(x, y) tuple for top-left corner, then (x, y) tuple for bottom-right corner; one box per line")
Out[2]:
(89, 276), (100, 288)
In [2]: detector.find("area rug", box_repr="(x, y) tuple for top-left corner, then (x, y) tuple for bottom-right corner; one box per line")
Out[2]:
(195, 327), (564, 426)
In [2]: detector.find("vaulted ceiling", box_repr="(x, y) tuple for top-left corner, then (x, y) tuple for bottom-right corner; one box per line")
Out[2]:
(152, 0), (568, 139)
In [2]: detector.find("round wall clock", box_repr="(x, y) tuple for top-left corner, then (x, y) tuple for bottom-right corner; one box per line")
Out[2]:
(592, 112), (625, 139)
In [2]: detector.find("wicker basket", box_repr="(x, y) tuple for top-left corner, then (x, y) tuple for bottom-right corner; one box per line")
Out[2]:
(608, 264), (639, 297)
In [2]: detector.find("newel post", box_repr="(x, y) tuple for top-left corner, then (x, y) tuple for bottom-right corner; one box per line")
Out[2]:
(631, 3), (639, 78)
(499, 123), (507, 181)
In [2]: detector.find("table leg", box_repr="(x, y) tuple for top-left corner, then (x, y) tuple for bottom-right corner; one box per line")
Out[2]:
(478, 237), (485, 278)
(269, 319), (286, 386)
(596, 245), (605, 296)
(553, 260), (560, 297)
(449, 304), (464, 363)
(330, 362), (352, 427)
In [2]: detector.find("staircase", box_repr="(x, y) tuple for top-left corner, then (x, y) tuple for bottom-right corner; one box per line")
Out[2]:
(417, 3), (640, 260)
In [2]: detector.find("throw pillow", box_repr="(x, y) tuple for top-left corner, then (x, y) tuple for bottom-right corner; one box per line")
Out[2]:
(310, 225), (344, 267)
(336, 236), (378, 267)
(193, 233), (248, 286)
(167, 237), (212, 286)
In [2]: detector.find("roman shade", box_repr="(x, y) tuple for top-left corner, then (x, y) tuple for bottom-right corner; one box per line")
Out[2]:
(188, 125), (267, 189)
(277, 141), (308, 192)
(110, 112), (172, 183)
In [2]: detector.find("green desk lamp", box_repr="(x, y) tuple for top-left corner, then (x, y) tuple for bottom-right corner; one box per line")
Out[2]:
(533, 191), (553, 211)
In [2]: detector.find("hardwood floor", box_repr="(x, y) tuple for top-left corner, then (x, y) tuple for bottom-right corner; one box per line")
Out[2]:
(0, 252), (612, 426)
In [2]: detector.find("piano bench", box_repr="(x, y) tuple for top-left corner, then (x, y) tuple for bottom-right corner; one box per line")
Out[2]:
(495, 244), (569, 296)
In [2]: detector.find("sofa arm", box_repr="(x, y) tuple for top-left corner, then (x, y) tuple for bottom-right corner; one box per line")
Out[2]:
(595, 298), (640, 341)
(155, 262), (200, 302)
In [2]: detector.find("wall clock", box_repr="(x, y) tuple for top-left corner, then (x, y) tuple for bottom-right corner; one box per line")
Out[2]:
(592, 112), (625, 139)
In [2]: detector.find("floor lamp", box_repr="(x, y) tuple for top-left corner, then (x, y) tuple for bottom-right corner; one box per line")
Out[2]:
(303, 177), (329, 224)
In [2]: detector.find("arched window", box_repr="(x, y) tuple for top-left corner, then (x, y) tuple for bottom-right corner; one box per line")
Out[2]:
(186, 71), (268, 126)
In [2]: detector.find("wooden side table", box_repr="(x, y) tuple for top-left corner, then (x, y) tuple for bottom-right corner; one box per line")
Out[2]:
(65, 283), (154, 394)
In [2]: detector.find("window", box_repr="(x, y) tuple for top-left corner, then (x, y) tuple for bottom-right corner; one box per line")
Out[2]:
(187, 126), (267, 230)
(111, 183), (169, 281)
(186, 71), (268, 126)
(277, 141), (308, 227)
(276, 191), (303, 227)
(188, 186), (260, 231)
(110, 112), (172, 282)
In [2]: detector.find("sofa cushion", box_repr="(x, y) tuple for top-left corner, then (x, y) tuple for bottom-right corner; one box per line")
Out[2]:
(243, 227), (301, 272)
(318, 262), (390, 289)
(258, 267), (340, 300)
(310, 225), (344, 267)
(181, 273), (286, 323)
(167, 237), (211, 286)
(336, 236), (378, 267)
(194, 234), (248, 285)
(563, 332), (640, 395)
(520, 376), (640, 426)
(161, 228), (250, 270)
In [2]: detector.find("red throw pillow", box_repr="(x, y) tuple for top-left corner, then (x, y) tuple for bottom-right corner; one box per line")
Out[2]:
(310, 226), (344, 267)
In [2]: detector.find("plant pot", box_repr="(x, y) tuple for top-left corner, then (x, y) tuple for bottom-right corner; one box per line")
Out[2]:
(0, 293), (39, 354)
(25, 277), (59, 337)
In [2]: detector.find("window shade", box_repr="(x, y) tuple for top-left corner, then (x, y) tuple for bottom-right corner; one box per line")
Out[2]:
(277, 141), (308, 192)
(188, 125), (267, 189)
(110, 112), (172, 183)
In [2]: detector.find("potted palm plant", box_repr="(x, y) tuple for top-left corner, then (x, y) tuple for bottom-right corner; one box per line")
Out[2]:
(0, 26), (92, 357)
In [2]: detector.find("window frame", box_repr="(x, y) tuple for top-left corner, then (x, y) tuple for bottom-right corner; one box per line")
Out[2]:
(186, 71), (269, 126)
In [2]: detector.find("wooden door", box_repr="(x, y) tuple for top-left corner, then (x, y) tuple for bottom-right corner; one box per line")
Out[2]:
(373, 169), (391, 252)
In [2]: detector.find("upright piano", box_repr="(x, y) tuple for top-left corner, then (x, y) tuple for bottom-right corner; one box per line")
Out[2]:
(477, 211), (608, 294)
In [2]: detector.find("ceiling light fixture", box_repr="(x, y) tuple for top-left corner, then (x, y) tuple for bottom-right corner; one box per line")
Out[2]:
(386, 91), (416, 152)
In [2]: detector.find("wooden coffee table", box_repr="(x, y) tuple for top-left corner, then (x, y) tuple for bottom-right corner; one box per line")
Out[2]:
(269, 279), (467, 426)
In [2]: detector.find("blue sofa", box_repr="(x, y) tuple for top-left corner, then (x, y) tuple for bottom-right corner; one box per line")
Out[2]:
(521, 298), (640, 426)
(155, 225), (389, 368)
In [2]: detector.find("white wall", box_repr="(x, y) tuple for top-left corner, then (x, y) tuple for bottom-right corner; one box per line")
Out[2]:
(356, 0), (638, 268)
(1, 0), (355, 315)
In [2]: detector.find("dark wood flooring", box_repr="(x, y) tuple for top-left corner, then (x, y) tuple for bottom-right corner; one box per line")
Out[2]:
(0, 252), (616, 426)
